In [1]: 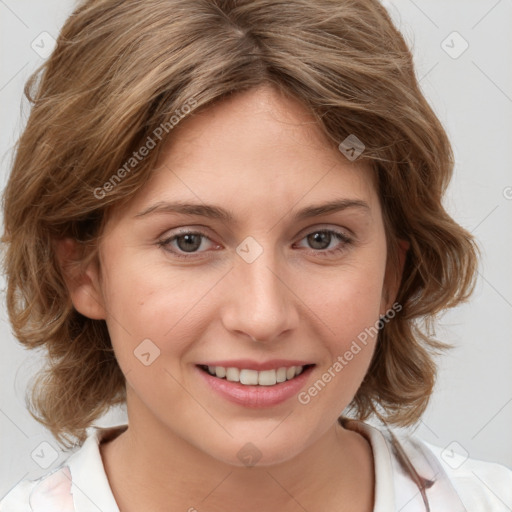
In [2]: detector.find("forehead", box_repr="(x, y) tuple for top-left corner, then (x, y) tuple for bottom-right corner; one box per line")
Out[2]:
(116, 85), (379, 223)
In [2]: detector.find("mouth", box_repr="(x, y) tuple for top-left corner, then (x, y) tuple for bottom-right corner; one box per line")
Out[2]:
(197, 364), (315, 387)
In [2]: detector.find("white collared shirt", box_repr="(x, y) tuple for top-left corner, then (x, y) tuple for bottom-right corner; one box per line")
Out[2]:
(1, 421), (511, 511)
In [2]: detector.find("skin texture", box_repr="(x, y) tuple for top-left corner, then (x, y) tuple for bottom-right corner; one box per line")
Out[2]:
(58, 85), (405, 512)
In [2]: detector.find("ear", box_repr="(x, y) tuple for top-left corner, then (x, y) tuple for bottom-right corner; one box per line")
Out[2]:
(380, 238), (409, 315)
(54, 237), (106, 320)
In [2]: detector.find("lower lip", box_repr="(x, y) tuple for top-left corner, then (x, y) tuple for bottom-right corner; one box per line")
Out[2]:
(197, 366), (314, 408)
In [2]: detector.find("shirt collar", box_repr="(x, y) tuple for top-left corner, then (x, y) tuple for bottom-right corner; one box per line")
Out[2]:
(342, 419), (396, 511)
(65, 424), (127, 512)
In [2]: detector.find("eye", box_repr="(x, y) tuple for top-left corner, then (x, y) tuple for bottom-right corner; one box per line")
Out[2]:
(158, 227), (353, 260)
(294, 229), (352, 257)
(158, 229), (219, 259)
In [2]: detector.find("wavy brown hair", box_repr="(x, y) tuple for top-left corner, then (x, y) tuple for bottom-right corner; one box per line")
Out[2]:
(2, 0), (478, 447)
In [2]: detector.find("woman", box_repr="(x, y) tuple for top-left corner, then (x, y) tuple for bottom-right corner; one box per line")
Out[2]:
(1, 0), (511, 511)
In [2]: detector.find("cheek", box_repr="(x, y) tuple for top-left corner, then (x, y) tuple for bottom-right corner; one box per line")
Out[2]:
(296, 273), (384, 413)
(302, 256), (387, 341)
(296, 252), (387, 401)
(99, 255), (220, 367)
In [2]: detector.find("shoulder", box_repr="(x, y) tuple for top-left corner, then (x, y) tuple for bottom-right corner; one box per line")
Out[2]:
(343, 419), (512, 511)
(0, 466), (74, 512)
(422, 439), (512, 511)
(0, 425), (126, 512)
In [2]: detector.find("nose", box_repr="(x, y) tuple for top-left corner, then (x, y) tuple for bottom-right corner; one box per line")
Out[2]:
(220, 247), (300, 344)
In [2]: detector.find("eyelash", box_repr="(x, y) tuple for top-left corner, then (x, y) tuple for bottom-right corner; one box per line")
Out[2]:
(157, 228), (353, 260)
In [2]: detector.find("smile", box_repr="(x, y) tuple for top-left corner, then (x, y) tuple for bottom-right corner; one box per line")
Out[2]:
(198, 364), (313, 386)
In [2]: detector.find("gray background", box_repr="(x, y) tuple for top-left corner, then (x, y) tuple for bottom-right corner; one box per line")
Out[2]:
(1, 0), (511, 498)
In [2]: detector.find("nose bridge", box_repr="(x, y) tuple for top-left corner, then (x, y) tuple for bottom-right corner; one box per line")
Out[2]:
(221, 242), (299, 342)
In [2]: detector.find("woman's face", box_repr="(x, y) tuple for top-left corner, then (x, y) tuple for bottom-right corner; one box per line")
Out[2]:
(92, 85), (397, 466)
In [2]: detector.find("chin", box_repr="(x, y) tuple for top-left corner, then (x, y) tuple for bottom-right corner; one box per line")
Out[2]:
(198, 428), (311, 468)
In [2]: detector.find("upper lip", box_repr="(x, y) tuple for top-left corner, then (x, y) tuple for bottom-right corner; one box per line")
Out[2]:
(196, 359), (315, 371)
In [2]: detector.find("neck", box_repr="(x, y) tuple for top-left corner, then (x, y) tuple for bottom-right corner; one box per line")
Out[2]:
(100, 406), (374, 512)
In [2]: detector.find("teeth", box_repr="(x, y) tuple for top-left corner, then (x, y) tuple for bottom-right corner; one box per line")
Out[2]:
(276, 367), (287, 383)
(258, 369), (276, 386)
(204, 365), (306, 386)
(286, 366), (296, 380)
(240, 369), (259, 385)
(226, 367), (240, 382)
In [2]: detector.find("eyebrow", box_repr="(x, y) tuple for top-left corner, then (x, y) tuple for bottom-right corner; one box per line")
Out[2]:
(135, 198), (370, 223)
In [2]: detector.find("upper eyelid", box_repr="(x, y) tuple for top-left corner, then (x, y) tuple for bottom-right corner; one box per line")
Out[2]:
(160, 226), (353, 249)
(160, 224), (352, 239)
(296, 224), (353, 240)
